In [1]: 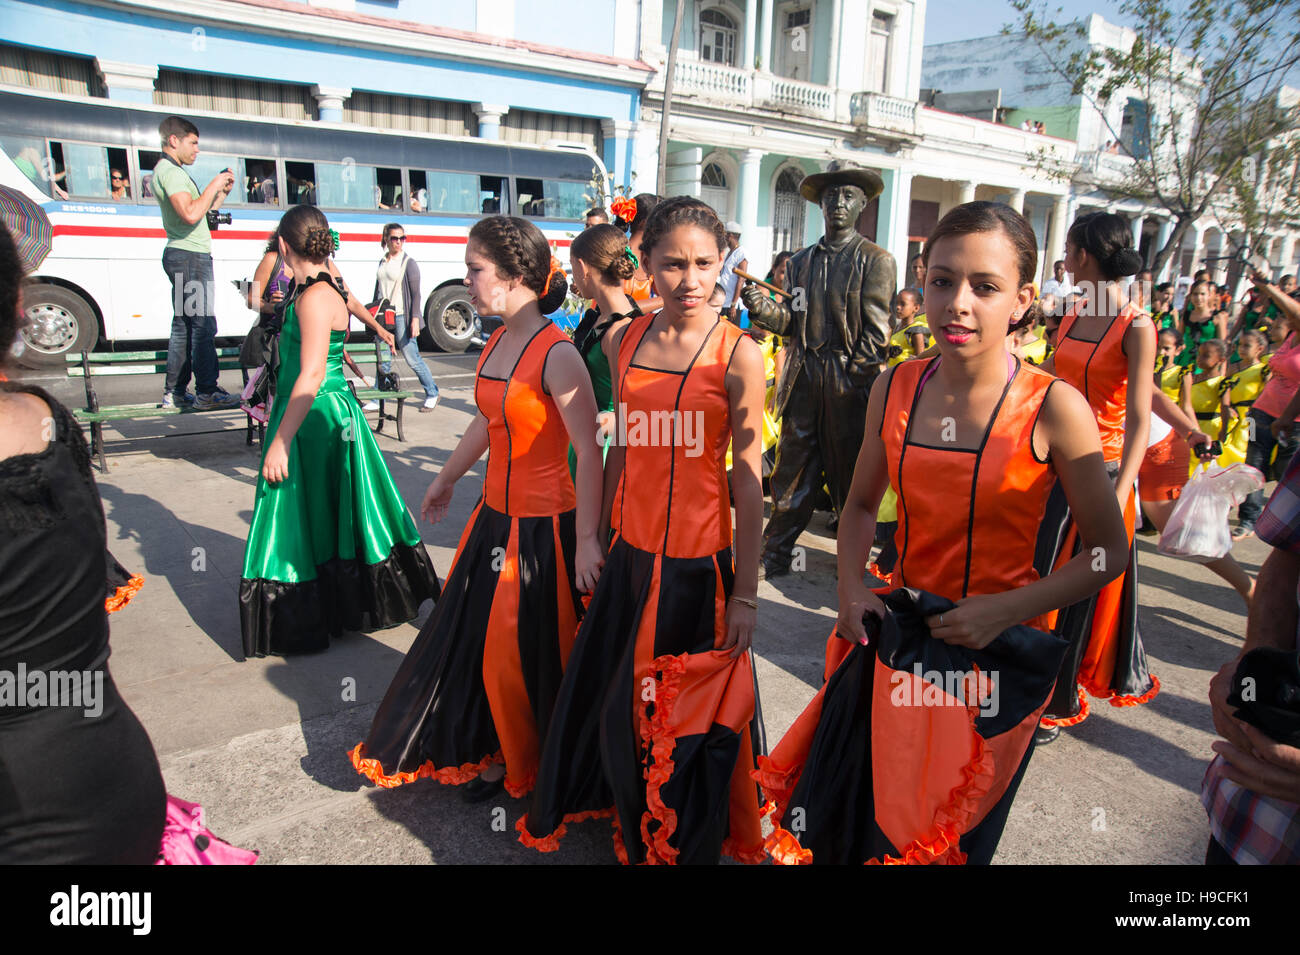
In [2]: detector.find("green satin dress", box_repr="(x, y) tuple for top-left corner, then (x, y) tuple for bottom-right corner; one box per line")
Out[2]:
(239, 274), (440, 659)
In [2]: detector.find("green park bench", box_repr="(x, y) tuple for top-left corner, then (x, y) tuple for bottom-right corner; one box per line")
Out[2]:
(67, 346), (261, 472)
(67, 341), (415, 472)
(343, 341), (418, 443)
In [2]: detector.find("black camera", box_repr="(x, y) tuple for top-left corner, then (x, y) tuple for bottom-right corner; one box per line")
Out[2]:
(206, 210), (232, 229)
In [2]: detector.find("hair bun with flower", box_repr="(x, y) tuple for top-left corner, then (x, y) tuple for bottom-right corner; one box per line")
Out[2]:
(541, 256), (563, 297)
(610, 196), (637, 229)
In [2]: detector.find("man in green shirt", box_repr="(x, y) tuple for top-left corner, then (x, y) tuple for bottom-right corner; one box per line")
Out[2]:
(153, 115), (238, 410)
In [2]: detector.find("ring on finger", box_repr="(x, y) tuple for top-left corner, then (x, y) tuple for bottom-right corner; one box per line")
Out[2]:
(939, 614), (944, 625)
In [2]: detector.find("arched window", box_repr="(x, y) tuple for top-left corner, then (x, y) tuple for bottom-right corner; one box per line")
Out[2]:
(772, 166), (806, 254)
(701, 160), (733, 222)
(700, 8), (738, 66)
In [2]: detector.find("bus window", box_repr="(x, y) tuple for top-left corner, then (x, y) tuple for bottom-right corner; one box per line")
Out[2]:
(286, 160), (317, 206)
(312, 160), (390, 210)
(2, 134), (60, 197)
(515, 178), (589, 220)
(407, 170), (504, 215)
(50, 141), (133, 199)
(245, 159), (277, 205)
(139, 150), (254, 204)
(377, 167), (403, 210)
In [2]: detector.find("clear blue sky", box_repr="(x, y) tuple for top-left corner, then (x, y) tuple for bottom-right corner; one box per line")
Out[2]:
(923, 0), (1134, 45)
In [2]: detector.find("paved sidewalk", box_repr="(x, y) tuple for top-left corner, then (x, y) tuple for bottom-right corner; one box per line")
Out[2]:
(89, 371), (1257, 864)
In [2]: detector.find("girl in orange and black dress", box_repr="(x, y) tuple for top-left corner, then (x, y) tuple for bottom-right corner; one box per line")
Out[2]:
(1038, 212), (1163, 736)
(350, 217), (604, 802)
(519, 197), (768, 864)
(755, 202), (1128, 865)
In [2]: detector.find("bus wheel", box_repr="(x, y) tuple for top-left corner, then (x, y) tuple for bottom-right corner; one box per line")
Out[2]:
(423, 286), (477, 353)
(14, 285), (99, 368)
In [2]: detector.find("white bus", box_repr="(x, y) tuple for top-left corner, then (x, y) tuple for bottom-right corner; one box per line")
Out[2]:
(0, 86), (604, 367)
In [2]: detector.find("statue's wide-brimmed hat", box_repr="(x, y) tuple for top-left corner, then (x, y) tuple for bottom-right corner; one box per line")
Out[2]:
(800, 160), (885, 204)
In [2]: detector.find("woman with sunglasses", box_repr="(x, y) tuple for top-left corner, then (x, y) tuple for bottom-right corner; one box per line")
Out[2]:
(373, 223), (440, 413)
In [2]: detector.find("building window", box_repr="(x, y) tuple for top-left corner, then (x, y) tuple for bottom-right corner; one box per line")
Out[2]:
(776, 5), (812, 80)
(866, 11), (893, 94)
(772, 166), (806, 254)
(701, 160), (733, 222)
(700, 8), (738, 67)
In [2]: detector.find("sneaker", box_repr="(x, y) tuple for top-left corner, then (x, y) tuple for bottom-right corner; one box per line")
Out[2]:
(363, 400), (381, 412)
(161, 391), (195, 409)
(1033, 724), (1060, 745)
(193, 388), (240, 411)
(420, 395), (440, 414)
(1231, 522), (1255, 541)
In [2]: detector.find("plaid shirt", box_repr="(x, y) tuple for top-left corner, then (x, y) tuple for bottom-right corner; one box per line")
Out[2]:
(1201, 453), (1300, 864)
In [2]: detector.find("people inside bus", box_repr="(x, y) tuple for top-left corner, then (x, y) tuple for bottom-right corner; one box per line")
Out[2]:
(15, 146), (68, 198)
(374, 222), (440, 413)
(260, 175), (277, 205)
(152, 115), (241, 412)
(109, 168), (129, 200)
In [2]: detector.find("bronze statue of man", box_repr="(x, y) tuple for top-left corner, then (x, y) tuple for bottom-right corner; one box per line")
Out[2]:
(740, 160), (896, 577)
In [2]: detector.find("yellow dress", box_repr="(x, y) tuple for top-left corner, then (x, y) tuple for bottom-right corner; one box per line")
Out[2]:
(1156, 363), (1182, 402)
(1219, 362), (1267, 466)
(1020, 336), (1049, 365)
(1187, 372), (1228, 473)
(725, 334), (782, 471)
(887, 320), (931, 368)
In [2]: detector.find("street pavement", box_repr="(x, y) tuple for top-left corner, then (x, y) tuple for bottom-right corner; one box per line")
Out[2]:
(15, 349), (1257, 865)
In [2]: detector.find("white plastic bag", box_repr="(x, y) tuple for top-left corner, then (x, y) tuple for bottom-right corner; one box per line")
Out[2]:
(1158, 463), (1265, 562)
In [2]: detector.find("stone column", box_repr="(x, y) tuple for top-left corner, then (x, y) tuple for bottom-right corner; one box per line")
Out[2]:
(827, 0), (843, 88)
(744, 0), (758, 70)
(311, 85), (352, 123)
(1008, 187), (1026, 213)
(879, 167), (914, 282)
(1130, 214), (1144, 255)
(739, 147), (764, 242)
(1280, 233), (1298, 275)
(759, 0), (774, 71)
(1154, 217), (1175, 280)
(1046, 193), (1069, 283)
(601, 119), (639, 196)
(957, 180), (976, 204)
(473, 103), (508, 140)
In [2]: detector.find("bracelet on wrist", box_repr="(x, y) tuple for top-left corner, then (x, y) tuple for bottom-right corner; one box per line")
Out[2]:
(729, 594), (758, 610)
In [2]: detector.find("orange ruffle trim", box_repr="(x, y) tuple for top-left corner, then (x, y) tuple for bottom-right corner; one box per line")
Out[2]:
(105, 574), (144, 613)
(867, 674), (995, 866)
(349, 743), (500, 790)
(1039, 685), (1090, 729)
(638, 653), (686, 865)
(752, 758), (801, 828)
(1105, 673), (1161, 708)
(763, 826), (813, 865)
(722, 835), (768, 865)
(866, 562), (890, 583)
(515, 808), (613, 853)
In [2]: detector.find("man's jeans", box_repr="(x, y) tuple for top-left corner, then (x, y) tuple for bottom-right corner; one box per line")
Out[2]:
(162, 247), (220, 396)
(1239, 406), (1299, 526)
(379, 312), (439, 400)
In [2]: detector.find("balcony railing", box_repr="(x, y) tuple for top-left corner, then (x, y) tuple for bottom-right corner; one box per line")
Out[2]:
(849, 91), (919, 137)
(1078, 149), (1138, 180)
(672, 59), (752, 105)
(766, 75), (834, 116)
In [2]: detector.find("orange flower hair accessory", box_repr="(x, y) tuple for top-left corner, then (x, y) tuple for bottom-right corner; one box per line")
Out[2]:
(610, 196), (637, 225)
(541, 256), (563, 297)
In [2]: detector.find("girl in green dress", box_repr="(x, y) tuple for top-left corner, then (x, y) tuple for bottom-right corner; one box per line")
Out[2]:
(567, 223), (642, 477)
(239, 206), (440, 658)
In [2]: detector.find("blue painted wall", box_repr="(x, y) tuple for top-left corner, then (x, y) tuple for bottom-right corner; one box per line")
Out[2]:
(0, 0), (638, 125)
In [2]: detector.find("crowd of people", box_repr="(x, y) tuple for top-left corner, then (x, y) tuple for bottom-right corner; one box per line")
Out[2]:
(2, 114), (1298, 865)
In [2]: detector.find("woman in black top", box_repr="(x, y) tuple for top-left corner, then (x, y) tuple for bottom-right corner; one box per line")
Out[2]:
(0, 222), (165, 863)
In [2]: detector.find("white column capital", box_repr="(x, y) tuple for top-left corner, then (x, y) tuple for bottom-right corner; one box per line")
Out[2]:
(601, 118), (639, 139)
(473, 103), (509, 123)
(96, 59), (158, 92)
(741, 147), (764, 165)
(311, 85), (352, 108)
(957, 180), (976, 204)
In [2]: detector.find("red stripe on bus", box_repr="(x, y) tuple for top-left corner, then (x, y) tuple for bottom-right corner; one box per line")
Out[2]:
(50, 225), (571, 247)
